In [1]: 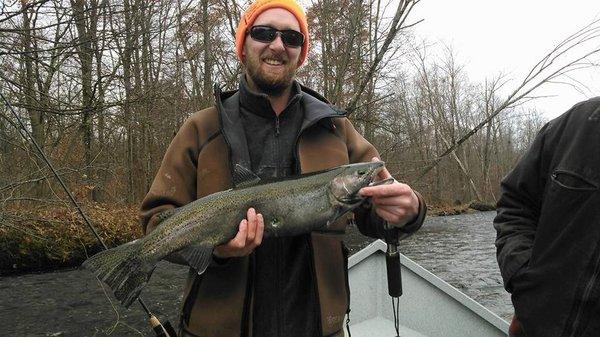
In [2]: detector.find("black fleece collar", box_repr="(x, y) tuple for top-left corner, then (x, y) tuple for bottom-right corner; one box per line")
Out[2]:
(238, 76), (302, 119)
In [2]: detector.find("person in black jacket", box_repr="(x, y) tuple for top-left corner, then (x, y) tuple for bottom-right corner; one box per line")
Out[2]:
(494, 97), (600, 337)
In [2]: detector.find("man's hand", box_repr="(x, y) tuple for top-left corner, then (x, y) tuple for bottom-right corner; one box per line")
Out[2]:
(213, 207), (264, 258)
(359, 158), (419, 227)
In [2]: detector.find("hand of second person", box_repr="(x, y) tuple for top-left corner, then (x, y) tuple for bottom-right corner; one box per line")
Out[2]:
(359, 158), (419, 227)
(213, 207), (264, 258)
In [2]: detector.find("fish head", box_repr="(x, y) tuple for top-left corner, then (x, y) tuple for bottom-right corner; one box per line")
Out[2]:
(329, 161), (385, 207)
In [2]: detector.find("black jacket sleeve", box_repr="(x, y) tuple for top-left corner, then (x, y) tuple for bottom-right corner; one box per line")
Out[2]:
(355, 191), (427, 241)
(494, 122), (551, 293)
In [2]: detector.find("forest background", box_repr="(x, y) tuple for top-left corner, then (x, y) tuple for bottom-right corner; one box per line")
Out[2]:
(1, 0), (599, 272)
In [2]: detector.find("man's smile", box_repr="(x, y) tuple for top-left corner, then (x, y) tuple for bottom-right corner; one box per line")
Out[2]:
(262, 57), (285, 66)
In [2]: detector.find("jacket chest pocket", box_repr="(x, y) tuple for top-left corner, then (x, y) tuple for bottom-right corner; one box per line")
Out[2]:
(542, 167), (598, 223)
(530, 167), (599, 268)
(550, 169), (598, 192)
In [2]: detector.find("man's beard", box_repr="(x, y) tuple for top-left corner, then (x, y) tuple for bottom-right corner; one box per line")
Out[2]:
(245, 53), (297, 96)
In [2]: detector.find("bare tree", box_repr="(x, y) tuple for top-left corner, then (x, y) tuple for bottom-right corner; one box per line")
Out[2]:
(417, 18), (600, 181)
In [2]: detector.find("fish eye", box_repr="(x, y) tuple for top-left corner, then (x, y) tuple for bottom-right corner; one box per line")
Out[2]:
(358, 170), (366, 175)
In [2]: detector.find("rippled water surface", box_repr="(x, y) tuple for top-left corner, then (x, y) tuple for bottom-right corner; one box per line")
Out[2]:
(0, 211), (512, 336)
(400, 211), (512, 322)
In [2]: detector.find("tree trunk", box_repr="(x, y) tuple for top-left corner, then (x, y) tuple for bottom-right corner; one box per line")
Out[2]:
(71, 0), (97, 199)
(202, 0), (213, 102)
(20, 2), (44, 148)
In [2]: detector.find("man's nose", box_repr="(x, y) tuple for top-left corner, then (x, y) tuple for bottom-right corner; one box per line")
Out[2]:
(268, 33), (286, 51)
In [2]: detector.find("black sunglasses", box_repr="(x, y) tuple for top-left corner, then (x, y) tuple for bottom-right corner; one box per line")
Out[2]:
(248, 25), (304, 48)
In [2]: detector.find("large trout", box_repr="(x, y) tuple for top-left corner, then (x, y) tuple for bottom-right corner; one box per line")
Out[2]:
(83, 161), (385, 307)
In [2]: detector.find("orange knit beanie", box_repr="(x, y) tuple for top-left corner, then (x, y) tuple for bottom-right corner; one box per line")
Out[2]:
(235, 0), (309, 66)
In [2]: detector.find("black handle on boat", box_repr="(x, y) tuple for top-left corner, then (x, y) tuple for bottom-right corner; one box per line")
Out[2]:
(384, 224), (402, 297)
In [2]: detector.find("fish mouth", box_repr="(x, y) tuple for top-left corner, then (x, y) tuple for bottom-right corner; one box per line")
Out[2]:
(337, 161), (385, 204)
(358, 161), (385, 187)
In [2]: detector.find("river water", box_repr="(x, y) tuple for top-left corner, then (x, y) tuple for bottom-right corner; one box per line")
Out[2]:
(0, 211), (512, 336)
(400, 211), (512, 322)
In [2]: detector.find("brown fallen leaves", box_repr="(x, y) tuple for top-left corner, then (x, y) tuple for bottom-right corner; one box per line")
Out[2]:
(0, 203), (142, 275)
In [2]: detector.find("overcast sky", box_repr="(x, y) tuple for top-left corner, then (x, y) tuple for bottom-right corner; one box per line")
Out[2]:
(410, 0), (600, 119)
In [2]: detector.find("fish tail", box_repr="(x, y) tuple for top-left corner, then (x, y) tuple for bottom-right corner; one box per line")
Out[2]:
(82, 240), (155, 308)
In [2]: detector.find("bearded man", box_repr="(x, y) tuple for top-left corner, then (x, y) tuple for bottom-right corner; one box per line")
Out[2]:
(140, 0), (426, 336)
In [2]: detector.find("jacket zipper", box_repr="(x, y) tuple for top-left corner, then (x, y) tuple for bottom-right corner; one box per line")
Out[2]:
(564, 247), (600, 337)
(241, 253), (255, 337)
(276, 239), (283, 337)
(214, 88), (254, 337)
(275, 116), (281, 178)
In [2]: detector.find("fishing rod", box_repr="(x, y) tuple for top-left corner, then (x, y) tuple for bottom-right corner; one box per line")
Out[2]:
(0, 90), (177, 337)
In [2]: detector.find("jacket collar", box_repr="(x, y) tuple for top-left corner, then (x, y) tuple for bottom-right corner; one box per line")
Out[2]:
(238, 76), (302, 119)
(298, 84), (346, 131)
(215, 81), (346, 129)
(212, 82), (347, 183)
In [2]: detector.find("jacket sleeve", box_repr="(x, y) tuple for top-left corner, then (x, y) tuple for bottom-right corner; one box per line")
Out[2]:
(355, 192), (427, 241)
(139, 117), (200, 235)
(341, 118), (426, 241)
(494, 122), (551, 293)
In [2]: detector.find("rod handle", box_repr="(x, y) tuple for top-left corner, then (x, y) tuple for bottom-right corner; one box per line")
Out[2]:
(150, 315), (176, 337)
(386, 244), (403, 297)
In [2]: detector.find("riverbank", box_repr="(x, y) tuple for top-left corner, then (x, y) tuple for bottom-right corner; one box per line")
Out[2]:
(0, 204), (141, 275)
(0, 201), (496, 275)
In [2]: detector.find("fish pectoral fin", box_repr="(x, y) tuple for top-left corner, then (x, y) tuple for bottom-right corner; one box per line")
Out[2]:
(177, 245), (214, 274)
(233, 164), (261, 188)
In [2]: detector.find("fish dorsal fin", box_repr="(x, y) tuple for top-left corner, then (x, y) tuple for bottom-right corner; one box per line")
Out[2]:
(177, 245), (214, 275)
(155, 208), (177, 225)
(233, 164), (261, 188)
